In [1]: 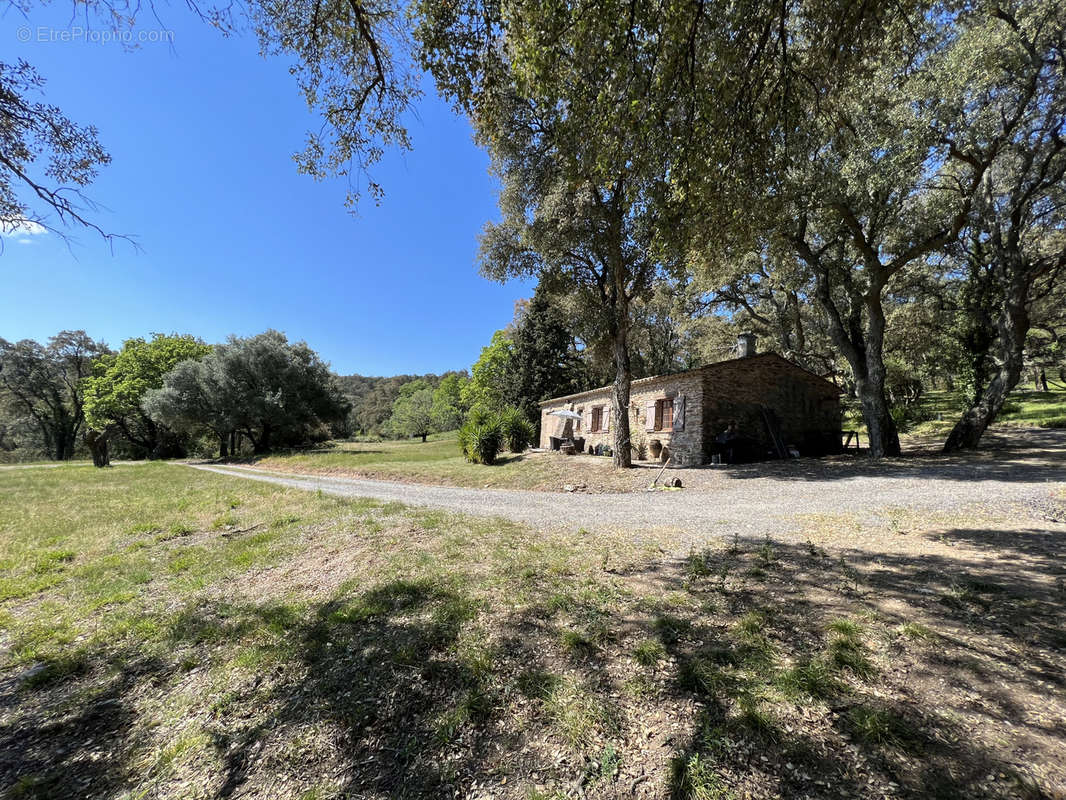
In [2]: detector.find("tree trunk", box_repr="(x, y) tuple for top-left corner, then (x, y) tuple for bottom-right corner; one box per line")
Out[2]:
(219, 433), (229, 459)
(229, 430), (237, 456)
(611, 303), (633, 468)
(810, 270), (900, 458)
(254, 425), (271, 455)
(944, 265), (1030, 452)
(85, 429), (110, 467)
(861, 300), (901, 458)
(421, 432), (427, 442)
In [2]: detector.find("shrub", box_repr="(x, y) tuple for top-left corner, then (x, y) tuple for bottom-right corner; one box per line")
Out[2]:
(500, 407), (535, 453)
(459, 411), (504, 465)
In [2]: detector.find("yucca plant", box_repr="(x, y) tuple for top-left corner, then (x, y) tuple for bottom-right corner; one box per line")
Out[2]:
(459, 404), (504, 464)
(499, 406), (535, 453)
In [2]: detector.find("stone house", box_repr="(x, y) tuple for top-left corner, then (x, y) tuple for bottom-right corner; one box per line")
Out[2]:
(538, 337), (842, 465)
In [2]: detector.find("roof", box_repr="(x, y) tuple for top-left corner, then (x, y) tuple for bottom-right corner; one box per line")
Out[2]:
(537, 352), (843, 407)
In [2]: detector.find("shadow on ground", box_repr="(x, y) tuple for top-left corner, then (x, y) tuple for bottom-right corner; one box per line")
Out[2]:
(3, 522), (1064, 799)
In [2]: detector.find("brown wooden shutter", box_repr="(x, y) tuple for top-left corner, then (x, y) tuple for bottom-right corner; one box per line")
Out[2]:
(645, 401), (657, 431)
(673, 394), (686, 431)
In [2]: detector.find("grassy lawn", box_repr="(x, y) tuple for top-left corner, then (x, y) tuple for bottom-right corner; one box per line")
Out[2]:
(1, 465), (1063, 798)
(842, 384), (1066, 444)
(250, 433), (642, 492)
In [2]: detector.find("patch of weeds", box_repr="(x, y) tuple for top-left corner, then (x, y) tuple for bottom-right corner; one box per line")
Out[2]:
(20, 650), (90, 690)
(167, 551), (200, 574)
(546, 592), (575, 614)
(516, 669), (562, 701)
(845, 705), (916, 749)
(8, 774), (63, 799)
(826, 618), (863, 639)
(125, 522), (160, 536)
(158, 522), (195, 541)
(679, 653), (736, 698)
(653, 613), (693, 645)
(775, 657), (840, 702)
(670, 752), (735, 800)
(270, 513), (301, 529)
(939, 582), (988, 611)
(542, 677), (616, 748)
(593, 742), (621, 782)
(211, 511), (239, 530)
(560, 628), (596, 656)
(826, 619), (875, 679)
(435, 687), (491, 742)
(687, 549), (715, 579)
(733, 611), (776, 666)
(633, 638), (666, 666)
(153, 729), (211, 773)
(896, 622), (936, 641)
(32, 549), (75, 574)
(756, 540), (775, 566)
(622, 674), (655, 698)
(526, 789), (568, 800)
(734, 692), (780, 741)
(735, 610), (768, 638)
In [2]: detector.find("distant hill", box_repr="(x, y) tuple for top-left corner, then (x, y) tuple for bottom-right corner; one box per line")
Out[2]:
(334, 371), (466, 435)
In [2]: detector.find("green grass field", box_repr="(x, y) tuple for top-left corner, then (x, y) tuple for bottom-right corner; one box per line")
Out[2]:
(1, 463), (1061, 798)
(251, 432), (636, 491)
(842, 384), (1066, 441)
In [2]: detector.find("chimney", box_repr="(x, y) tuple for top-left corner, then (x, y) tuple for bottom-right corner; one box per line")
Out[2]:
(737, 333), (757, 358)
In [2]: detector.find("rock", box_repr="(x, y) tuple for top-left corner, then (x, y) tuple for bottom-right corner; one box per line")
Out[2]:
(564, 484), (576, 492)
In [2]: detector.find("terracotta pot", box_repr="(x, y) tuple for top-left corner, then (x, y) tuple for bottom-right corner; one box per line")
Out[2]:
(649, 439), (663, 459)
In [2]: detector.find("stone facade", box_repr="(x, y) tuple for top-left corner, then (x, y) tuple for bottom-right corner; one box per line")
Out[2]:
(539, 353), (842, 465)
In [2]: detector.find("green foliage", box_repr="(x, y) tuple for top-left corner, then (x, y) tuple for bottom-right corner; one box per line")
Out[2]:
(431, 373), (469, 431)
(388, 385), (436, 441)
(461, 331), (515, 411)
(82, 333), (211, 458)
(144, 331), (348, 456)
(457, 404), (505, 465)
(0, 331), (109, 461)
(499, 407), (535, 453)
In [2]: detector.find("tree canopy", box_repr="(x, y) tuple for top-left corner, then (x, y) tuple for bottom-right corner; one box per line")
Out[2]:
(83, 334), (212, 458)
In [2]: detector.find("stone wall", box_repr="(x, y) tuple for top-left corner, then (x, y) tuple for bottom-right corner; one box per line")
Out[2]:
(539, 371), (706, 466)
(700, 354), (841, 457)
(538, 353), (841, 465)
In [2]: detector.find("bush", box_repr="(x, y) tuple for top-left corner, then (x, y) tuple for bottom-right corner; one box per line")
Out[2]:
(500, 407), (535, 453)
(458, 405), (504, 465)
(462, 421), (504, 464)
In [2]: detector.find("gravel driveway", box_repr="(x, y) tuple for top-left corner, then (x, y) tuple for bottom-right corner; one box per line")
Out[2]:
(186, 448), (1066, 545)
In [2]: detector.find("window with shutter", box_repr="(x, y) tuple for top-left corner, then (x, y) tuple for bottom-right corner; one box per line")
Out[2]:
(661, 398), (673, 432)
(590, 406), (603, 432)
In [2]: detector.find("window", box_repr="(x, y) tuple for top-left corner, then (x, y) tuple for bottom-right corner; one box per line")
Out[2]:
(590, 406), (603, 432)
(575, 408), (582, 432)
(655, 398), (673, 432)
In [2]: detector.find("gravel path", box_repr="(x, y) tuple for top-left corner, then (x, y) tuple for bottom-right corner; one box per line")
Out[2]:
(186, 459), (1066, 545)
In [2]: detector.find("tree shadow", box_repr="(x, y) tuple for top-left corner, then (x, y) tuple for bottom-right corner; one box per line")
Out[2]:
(3, 527), (1064, 798)
(706, 427), (1066, 485)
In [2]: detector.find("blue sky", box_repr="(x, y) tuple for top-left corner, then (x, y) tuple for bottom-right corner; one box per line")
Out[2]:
(1, 7), (532, 376)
